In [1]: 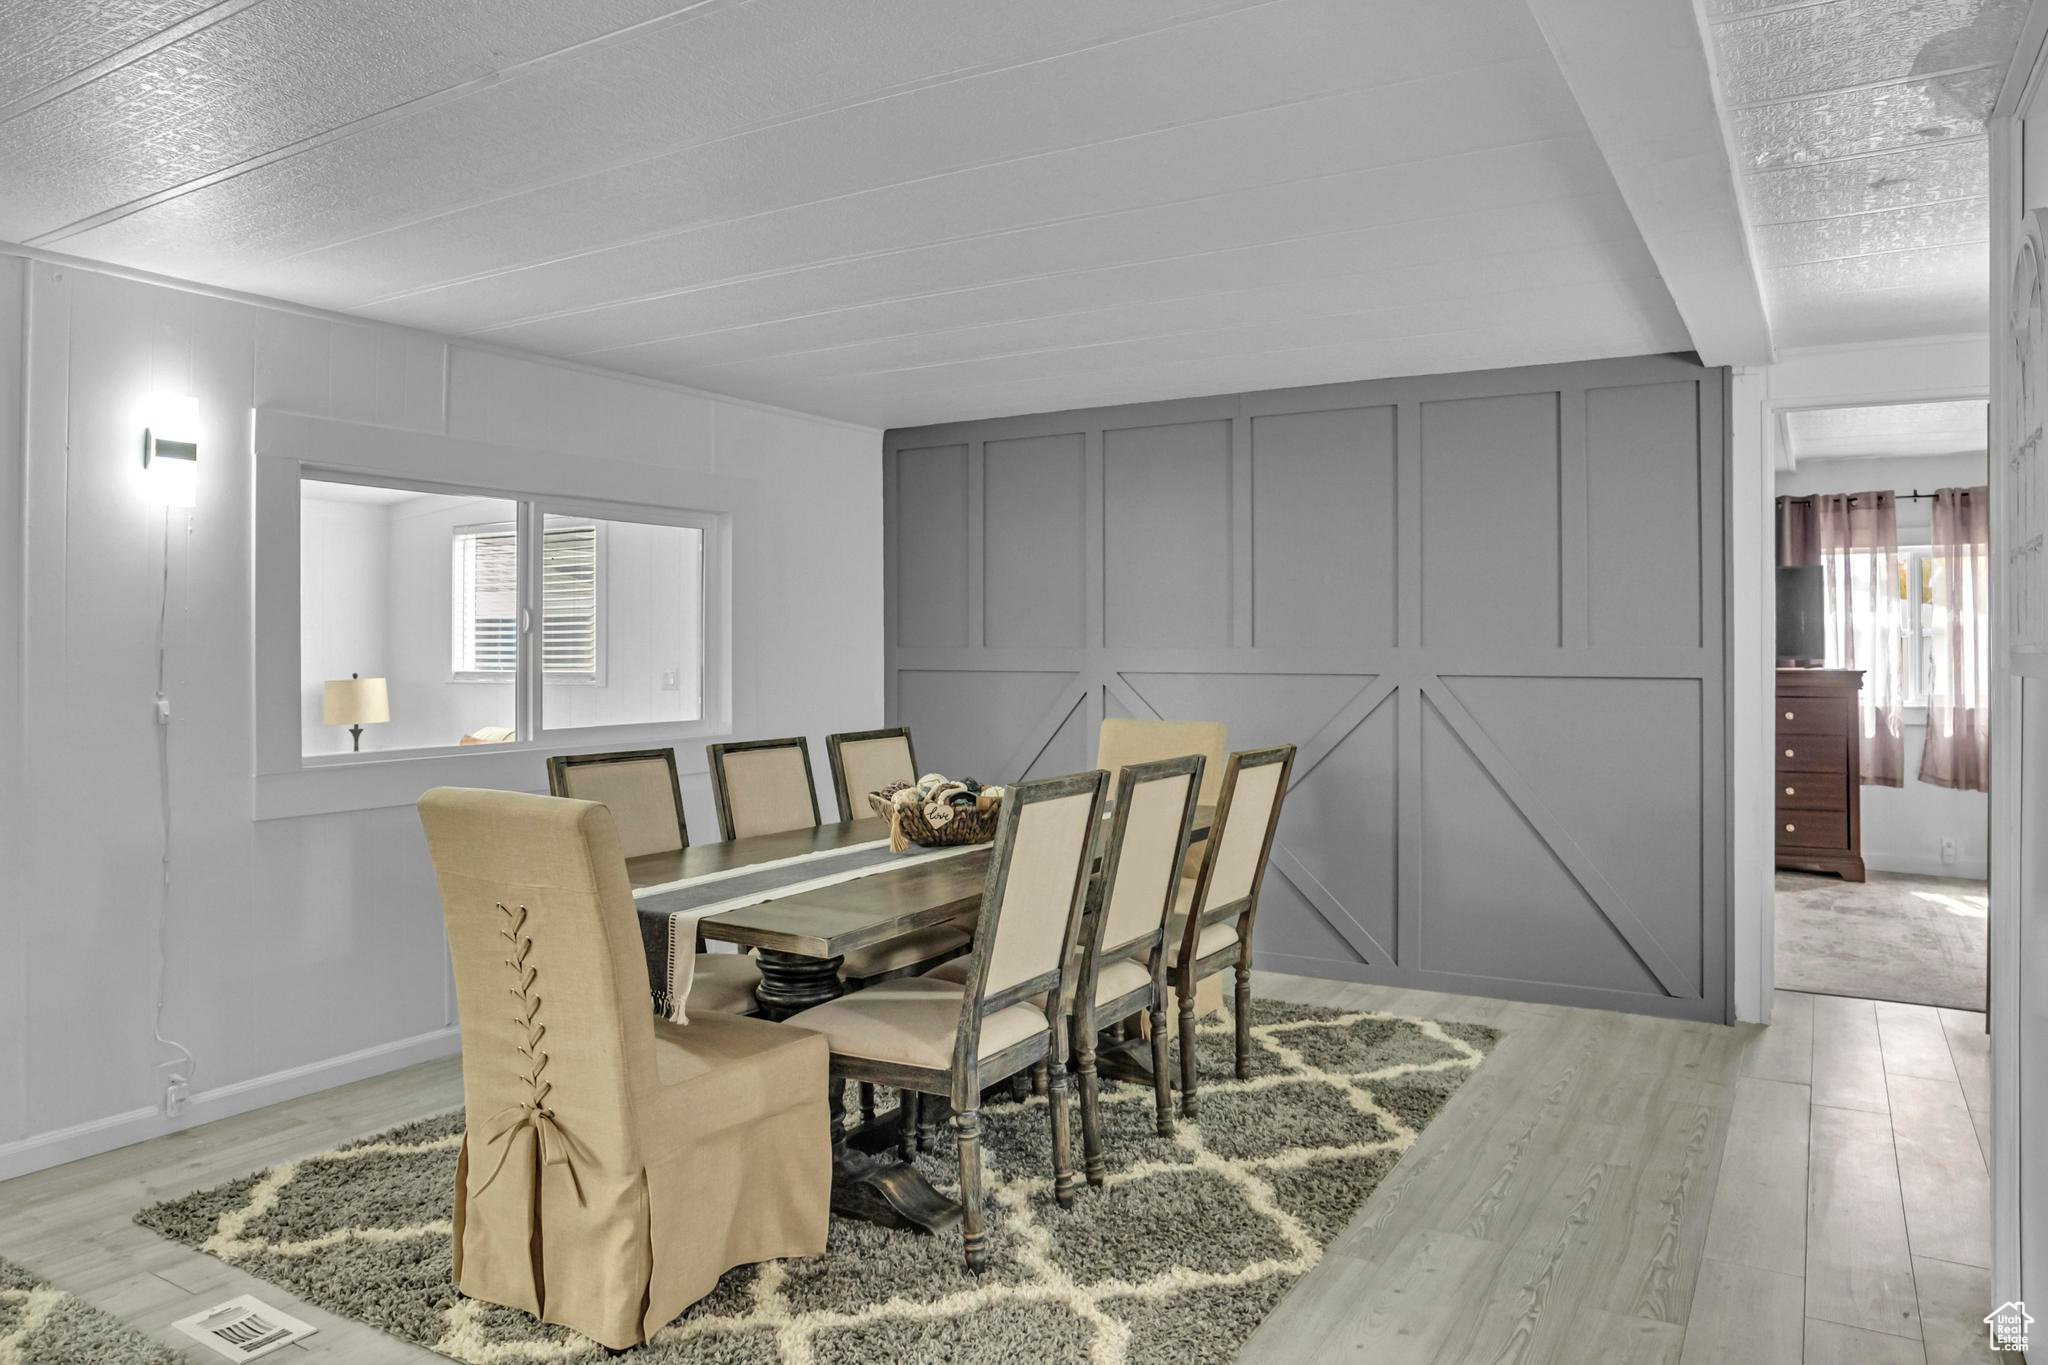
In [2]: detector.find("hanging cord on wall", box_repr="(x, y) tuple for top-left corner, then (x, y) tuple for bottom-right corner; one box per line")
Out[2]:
(152, 504), (195, 1092)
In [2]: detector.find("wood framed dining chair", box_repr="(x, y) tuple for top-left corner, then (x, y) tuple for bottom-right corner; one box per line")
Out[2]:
(825, 726), (918, 823)
(705, 736), (822, 841)
(1095, 717), (1228, 810)
(1073, 754), (1204, 1181)
(1170, 745), (1296, 1118)
(547, 747), (759, 1017)
(786, 770), (1107, 1271)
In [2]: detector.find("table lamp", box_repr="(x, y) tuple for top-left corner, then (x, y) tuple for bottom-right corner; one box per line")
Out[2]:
(323, 673), (389, 752)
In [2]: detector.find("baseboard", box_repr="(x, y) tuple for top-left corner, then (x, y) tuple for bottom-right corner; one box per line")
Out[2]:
(1861, 852), (1990, 880)
(0, 1026), (460, 1183)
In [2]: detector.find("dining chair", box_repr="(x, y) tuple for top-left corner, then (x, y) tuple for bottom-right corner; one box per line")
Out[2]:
(705, 736), (823, 841)
(1168, 745), (1295, 1118)
(1095, 717), (1228, 809)
(785, 770), (1107, 1271)
(1096, 718), (1227, 882)
(825, 726), (919, 823)
(417, 787), (830, 1349)
(1073, 754), (1204, 1180)
(547, 747), (759, 1017)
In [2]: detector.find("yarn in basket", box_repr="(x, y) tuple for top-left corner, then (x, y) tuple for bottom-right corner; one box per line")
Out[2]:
(871, 773), (1004, 851)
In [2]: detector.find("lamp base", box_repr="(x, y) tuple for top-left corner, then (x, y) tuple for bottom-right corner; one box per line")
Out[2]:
(349, 725), (364, 752)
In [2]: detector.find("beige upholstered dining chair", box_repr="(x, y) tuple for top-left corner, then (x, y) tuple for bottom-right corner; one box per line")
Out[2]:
(787, 770), (1107, 1271)
(1096, 717), (1228, 810)
(548, 747), (758, 1017)
(709, 734), (968, 988)
(826, 726), (918, 823)
(1169, 745), (1296, 1117)
(417, 788), (830, 1350)
(1073, 754), (1205, 1180)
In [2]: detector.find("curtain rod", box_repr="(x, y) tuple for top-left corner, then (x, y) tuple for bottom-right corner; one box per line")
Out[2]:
(1779, 489), (1961, 505)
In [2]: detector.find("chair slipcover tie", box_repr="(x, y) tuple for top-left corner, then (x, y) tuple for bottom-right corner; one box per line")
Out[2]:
(474, 904), (587, 1206)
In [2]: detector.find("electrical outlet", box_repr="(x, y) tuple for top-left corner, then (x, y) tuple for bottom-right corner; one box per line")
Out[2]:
(1940, 837), (1958, 865)
(164, 1074), (190, 1117)
(661, 669), (680, 691)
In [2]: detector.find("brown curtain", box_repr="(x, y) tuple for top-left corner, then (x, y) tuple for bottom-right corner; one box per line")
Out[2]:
(1778, 495), (1820, 567)
(1918, 486), (1992, 793)
(1796, 491), (1907, 787)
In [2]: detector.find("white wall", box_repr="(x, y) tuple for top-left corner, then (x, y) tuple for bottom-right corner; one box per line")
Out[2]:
(1775, 448), (1992, 879)
(0, 254), (883, 1178)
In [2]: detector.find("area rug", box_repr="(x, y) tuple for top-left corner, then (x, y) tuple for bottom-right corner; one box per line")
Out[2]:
(135, 1001), (1496, 1365)
(1776, 870), (1988, 1010)
(0, 1255), (185, 1364)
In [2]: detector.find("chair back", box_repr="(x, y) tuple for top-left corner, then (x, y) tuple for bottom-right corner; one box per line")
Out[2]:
(1096, 717), (1228, 807)
(706, 737), (821, 840)
(1094, 756), (1203, 959)
(419, 788), (655, 1174)
(546, 749), (687, 858)
(1181, 746), (1296, 959)
(951, 772), (1105, 1047)
(826, 727), (918, 822)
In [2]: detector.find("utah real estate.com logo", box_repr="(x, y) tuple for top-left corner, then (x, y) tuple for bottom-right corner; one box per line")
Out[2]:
(1985, 1300), (2032, 1352)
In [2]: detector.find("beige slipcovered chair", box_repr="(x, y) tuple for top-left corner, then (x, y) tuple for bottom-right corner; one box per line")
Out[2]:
(710, 734), (968, 986)
(1168, 745), (1296, 1117)
(547, 747), (757, 1016)
(825, 726), (918, 822)
(418, 788), (830, 1349)
(1095, 717), (1228, 812)
(787, 770), (1108, 1270)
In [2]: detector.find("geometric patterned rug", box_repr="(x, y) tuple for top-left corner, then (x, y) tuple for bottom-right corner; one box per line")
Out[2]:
(136, 1001), (1497, 1365)
(0, 1255), (185, 1364)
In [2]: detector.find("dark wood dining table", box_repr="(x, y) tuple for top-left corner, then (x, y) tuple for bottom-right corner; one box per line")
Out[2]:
(627, 807), (1211, 1235)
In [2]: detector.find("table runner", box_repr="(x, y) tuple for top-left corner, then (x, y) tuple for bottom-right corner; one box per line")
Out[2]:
(632, 839), (984, 1020)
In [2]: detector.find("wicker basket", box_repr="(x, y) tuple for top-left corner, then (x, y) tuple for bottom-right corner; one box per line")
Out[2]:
(869, 781), (1001, 851)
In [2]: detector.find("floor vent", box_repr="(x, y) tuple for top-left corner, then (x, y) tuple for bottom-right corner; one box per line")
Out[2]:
(171, 1294), (316, 1361)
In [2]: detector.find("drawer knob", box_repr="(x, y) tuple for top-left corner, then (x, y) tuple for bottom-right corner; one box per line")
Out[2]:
(1784, 748), (1794, 758)
(1785, 786), (1794, 796)
(1785, 823), (1795, 833)
(1785, 710), (1795, 720)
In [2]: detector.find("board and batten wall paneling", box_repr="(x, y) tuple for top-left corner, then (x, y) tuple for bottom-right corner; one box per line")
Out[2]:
(885, 354), (1729, 1021)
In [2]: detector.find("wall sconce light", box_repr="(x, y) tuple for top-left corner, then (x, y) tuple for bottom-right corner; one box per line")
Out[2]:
(142, 394), (200, 508)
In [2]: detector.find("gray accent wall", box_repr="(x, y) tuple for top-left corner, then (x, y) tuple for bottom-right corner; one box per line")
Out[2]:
(884, 354), (1729, 1021)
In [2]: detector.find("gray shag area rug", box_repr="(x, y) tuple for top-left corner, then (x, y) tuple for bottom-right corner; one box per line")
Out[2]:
(1776, 870), (1988, 1010)
(0, 1256), (185, 1364)
(135, 1001), (1496, 1365)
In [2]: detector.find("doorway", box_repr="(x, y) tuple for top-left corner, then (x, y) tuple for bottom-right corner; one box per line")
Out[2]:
(1766, 399), (1992, 1012)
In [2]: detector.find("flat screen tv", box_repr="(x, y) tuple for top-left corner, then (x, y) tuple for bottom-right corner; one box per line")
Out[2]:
(1777, 564), (1825, 665)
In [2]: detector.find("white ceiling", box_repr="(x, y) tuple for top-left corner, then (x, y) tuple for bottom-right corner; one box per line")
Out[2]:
(0, 0), (1708, 428)
(1782, 398), (1990, 461)
(1703, 0), (2025, 350)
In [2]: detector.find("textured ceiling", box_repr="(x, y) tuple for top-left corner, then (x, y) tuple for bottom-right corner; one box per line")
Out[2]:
(1704, 0), (2025, 350)
(0, 0), (1693, 427)
(1783, 398), (1989, 460)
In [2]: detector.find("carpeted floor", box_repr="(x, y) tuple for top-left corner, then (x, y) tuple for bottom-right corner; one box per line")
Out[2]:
(0, 1255), (186, 1364)
(134, 1001), (1495, 1365)
(1775, 870), (1989, 1010)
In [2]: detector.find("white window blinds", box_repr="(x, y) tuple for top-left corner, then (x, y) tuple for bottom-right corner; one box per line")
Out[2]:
(452, 523), (599, 677)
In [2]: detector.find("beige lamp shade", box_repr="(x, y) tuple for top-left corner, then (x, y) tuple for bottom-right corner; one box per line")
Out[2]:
(323, 676), (390, 726)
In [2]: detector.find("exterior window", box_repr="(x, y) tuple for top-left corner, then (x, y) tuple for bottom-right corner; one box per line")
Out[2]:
(452, 522), (601, 680)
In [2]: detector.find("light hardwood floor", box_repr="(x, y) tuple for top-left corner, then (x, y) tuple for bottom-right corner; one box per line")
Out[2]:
(0, 973), (2000, 1363)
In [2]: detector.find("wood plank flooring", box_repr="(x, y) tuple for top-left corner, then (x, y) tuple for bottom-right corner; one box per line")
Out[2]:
(0, 974), (1999, 1363)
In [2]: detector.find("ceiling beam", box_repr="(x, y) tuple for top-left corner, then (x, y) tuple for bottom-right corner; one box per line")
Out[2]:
(1523, 0), (1774, 365)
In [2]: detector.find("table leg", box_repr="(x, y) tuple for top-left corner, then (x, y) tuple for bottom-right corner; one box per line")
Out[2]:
(752, 949), (963, 1235)
(1095, 1019), (1174, 1089)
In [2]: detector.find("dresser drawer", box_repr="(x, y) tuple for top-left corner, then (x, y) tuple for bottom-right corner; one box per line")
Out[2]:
(1777, 774), (1846, 811)
(1776, 693), (1857, 735)
(1778, 809), (1849, 850)
(1777, 734), (1846, 774)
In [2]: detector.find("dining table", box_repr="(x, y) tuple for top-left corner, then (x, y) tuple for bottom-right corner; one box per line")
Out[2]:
(628, 807), (1211, 1236)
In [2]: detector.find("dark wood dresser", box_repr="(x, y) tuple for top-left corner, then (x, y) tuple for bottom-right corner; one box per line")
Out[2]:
(1776, 668), (1865, 881)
